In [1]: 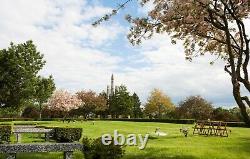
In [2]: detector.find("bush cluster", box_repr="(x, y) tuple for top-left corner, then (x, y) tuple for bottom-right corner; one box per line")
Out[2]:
(22, 106), (40, 118)
(53, 127), (82, 142)
(82, 137), (125, 159)
(0, 125), (12, 144)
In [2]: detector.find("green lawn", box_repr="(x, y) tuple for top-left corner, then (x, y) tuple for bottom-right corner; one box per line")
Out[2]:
(0, 121), (250, 159)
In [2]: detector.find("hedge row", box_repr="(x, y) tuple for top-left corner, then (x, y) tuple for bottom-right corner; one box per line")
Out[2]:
(53, 127), (83, 143)
(0, 118), (34, 122)
(36, 126), (83, 142)
(226, 122), (246, 127)
(100, 118), (196, 124)
(0, 125), (12, 144)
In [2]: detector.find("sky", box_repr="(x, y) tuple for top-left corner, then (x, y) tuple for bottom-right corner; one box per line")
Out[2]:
(0, 0), (244, 107)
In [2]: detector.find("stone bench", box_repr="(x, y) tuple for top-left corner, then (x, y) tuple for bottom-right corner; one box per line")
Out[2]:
(0, 143), (83, 159)
(14, 125), (37, 129)
(13, 128), (53, 143)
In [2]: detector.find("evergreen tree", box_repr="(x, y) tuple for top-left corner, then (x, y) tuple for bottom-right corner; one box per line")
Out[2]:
(131, 93), (142, 118)
(109, 85), (133, 117)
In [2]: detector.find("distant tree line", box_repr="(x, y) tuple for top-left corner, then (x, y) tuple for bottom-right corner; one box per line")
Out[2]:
(17, 88), (249, 122)
(40, 85), (143, 119)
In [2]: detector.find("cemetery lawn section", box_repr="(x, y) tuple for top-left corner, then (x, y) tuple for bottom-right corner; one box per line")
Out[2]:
(0, 121), (249, 159)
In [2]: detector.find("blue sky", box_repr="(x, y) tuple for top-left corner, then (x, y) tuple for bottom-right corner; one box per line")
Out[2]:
(0, 0), (242, 107)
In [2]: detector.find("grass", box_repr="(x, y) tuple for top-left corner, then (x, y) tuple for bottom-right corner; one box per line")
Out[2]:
(0, 120), (250, 159)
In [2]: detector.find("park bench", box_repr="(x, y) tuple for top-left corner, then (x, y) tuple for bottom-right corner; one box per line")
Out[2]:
(193, 120), (229, 137)
(13, 127), (53, 143)
(0, 143), (83, 159)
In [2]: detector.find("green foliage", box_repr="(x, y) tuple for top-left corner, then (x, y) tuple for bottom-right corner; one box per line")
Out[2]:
(177, 95), (213, 120)
(35, 75), (56, 118)
(22, 106), (40, 118)
(35, 76), (55, 104)
(0, 41), (45, 108)
(109, 85), (134, 117)
(82, 137), (125, 159)
(0, 40), (54, 113)
(212, 107), (242, 122)
(0, 107), (20, 118)
(0, 125), (12, 144)
(41, 106), (66, 118)
(54, 127), (82, 142)
(131, 93), (143, 118)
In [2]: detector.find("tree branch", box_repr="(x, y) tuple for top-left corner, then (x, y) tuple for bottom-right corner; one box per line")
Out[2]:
(241, 96), (250, 107)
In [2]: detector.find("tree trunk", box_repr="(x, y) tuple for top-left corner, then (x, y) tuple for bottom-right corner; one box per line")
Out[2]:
(232, 81), (250, 126)
(39, 103), (42, 119)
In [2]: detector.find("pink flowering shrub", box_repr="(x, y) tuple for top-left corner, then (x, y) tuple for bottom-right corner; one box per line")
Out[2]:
(47, 90), (81, 113)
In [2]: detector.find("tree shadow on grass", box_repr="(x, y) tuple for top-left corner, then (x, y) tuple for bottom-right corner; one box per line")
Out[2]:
(0, 151), (83, 159)
(123, 148), (198, 159)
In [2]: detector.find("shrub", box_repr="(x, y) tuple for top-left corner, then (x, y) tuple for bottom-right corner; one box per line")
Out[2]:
(22, 106), (40, 118)
(54, 127), (82, 142)
(0, 107), (20, 118)
(82, 137), (125, 159)
(0, 125), (12, 144)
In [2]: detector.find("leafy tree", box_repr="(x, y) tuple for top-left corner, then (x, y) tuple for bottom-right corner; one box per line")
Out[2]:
(94, 0), (250, 125)
(229, 107), (244, 121)
(22, 106), (40, 118)
(47, 90), (81, 117)
(76, 90), (107, 118)
(0, 107), (20, 118)
(34, 75), (56, 119)
(131, 93), (143, 118)
(212, 107), (243, 121)
(144, 89), (175, 118)
(0, 41), (45, 109)
(177, 95), (213, 120)
(212, 107), (233, 121)
(109, 85), (133, 117)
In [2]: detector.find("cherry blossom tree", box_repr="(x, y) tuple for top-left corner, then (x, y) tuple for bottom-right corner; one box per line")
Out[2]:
(47, 90), (81, 117)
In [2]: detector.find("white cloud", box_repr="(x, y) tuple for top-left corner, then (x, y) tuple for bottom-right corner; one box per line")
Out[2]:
(113, 35), (236, 106)
(0, 0), (123, 93)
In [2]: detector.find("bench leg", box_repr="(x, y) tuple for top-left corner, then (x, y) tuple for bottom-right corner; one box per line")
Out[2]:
(15, 134), (21, 143)
(6, 153), (16, 159)
(63, 151), (73, 159)
(45, 133), (49, 141)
